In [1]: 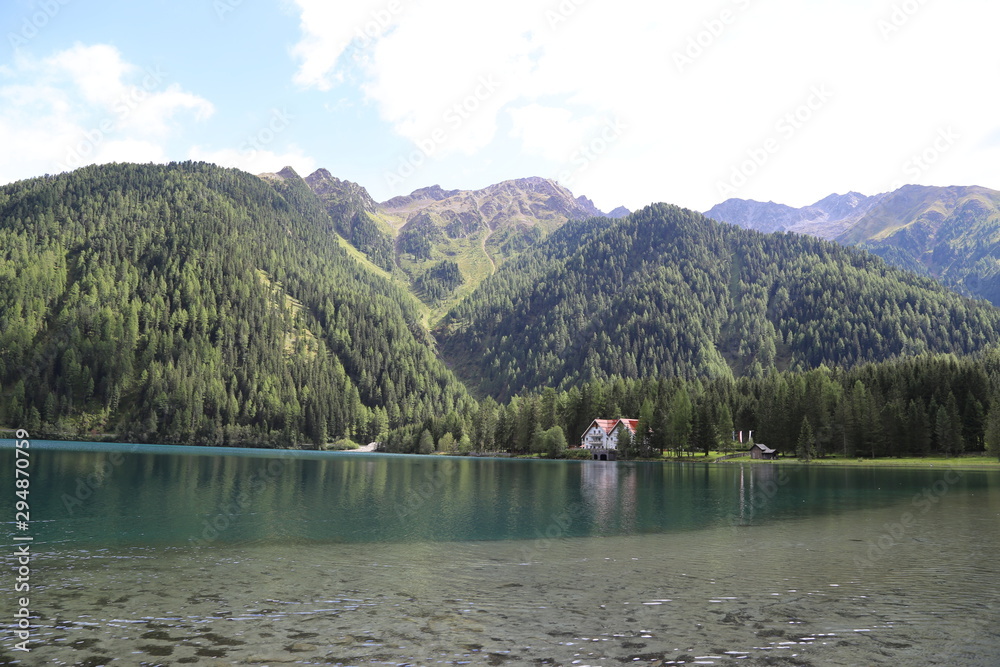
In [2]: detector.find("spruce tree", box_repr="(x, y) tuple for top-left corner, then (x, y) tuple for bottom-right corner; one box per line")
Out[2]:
(796, 416), (815, 461)
(636, 399), (654, 458)
(418, 429), (435, 455)
(985, 392), (1000, 461)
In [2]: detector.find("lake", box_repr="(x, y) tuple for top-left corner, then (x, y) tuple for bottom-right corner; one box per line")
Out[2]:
(2, 441), (999, 665)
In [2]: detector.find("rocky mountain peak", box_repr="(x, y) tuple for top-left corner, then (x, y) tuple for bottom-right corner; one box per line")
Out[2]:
(381, 184), (462, 211)
(257, 165), (303, 183)
(304, 169), (378, 215)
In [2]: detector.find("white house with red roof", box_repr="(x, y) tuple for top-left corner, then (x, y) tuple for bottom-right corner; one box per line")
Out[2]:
(580, 418), (639, 450)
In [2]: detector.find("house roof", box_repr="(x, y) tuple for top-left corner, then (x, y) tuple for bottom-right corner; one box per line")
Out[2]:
(584, 419), (638, 437)
(618, 419), (638, 433)
(751, 442), (776, 454)
(591, 419), (618, 435)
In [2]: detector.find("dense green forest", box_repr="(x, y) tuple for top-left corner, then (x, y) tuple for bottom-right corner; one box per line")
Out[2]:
(0, 162), (472, 446)
(413, 260), (464, 304)
(386, 352), (1000, 461)
(438, 203), (1000, 399)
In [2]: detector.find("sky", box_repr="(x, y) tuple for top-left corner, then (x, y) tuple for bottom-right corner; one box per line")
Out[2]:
(1, 0), (998, 213)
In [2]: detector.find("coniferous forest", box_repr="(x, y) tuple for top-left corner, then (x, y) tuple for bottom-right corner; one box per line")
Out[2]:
(2, 162), (1000, 459)
(0, 162), (473, 446)
(437, 204), (1000, 398)
(386, 352), (1000, 462)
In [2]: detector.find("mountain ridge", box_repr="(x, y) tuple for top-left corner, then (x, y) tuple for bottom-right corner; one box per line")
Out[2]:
(706, 184), (1000, 305)
(438, 202), (1000, 398)
(704, 191), (888, 239)
(288, 170), (630, 318)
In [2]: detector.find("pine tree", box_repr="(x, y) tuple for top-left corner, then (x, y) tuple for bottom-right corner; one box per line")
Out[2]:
(935, 405), (955, 457)
(985, 391), (1000, 461)
(907, 399), (932, 457)
(694, 401), (716, 456)
(946, 393), (965, 455)
(636, 398), (654, 458)
(667, 389), (693, 457)
(438, 432), (455, 453)
(716, 403), (734, 454)
(796, 416), (815, 461)
(418, 429), (435, 455)
(617, 423), (634, 460)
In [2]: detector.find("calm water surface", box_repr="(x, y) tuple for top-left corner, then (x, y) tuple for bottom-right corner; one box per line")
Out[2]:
(1, 441), (999, 665)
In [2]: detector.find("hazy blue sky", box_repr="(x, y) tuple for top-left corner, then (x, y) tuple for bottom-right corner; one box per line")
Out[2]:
(2, 0), (997, 211)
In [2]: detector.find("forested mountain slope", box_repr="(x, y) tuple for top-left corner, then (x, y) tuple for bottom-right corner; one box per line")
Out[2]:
(300, 167), (397, 273)
(0, 162), (473, 445)
(437, 203), (1000, 399)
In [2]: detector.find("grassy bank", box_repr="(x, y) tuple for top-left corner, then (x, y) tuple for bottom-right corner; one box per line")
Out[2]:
(714, 453), (1000, 469)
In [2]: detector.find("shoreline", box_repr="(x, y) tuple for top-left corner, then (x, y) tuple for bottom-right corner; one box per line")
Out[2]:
(704, 454), (1000, 470)
(5, 434), (999, 470)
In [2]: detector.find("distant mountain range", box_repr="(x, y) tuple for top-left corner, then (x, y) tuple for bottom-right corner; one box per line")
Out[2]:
(705, 192), (887, 239)
(705, 185), (1000, 306)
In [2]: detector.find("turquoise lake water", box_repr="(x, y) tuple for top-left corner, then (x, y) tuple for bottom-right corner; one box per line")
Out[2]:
(2, 441), (999, 665)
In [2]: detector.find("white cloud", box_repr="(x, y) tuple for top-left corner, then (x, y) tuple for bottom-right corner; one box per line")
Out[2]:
(291, 0), (1000, 210)
(44, 43), (134, 108)
(290, 0), (408, 91)
(121, 84), (215, 136)
(508, 104), (595, 162)
(187, 145), (318, 178)
(96, 139), (170, 165)
(0, 44), (214, 183)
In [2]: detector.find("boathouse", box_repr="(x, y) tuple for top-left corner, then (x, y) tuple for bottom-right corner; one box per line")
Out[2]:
(749, 442), (777, 460)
